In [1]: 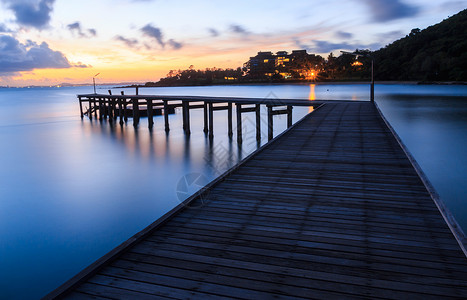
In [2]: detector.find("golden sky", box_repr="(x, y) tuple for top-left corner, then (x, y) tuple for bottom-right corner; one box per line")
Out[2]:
(0, 0), (465, 86)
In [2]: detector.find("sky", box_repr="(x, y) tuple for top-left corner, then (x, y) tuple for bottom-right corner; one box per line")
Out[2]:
(0, 0), (465, 86)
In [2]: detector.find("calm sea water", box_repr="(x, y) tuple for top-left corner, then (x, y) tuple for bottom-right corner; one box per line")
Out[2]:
(0, 84), (466, 299)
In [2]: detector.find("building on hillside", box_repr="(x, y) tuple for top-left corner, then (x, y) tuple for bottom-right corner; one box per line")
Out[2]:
(244, 50), (324, 80)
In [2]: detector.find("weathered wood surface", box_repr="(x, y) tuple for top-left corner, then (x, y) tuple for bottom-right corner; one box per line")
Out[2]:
(78, 93), (353, 107)
(48, 102), (467, 299)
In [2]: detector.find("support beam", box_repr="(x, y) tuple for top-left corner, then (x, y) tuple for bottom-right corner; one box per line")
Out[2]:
(228, 102), (233, 138)
(88, 99), (93, 121)
(98, 98), (104, 121)
(208, 102), (214, 139)
(287, 105), (293, 128)
(268, 105), (273, 141)
(256, 104), (261, 141)
(93, 98), (98, 119)
(108, 98), (114, 122)
(117, 97), (124, 125)
(147, 98), (154, 129)
(164, 100), (170, 132)
(203, 102), (208, 133)
(132, 98), (139, 127)
(78, 97), (84, 119)
(236, 103), (242, 143)
(182, 101), (190, 134)
(121, 92), (128, 123)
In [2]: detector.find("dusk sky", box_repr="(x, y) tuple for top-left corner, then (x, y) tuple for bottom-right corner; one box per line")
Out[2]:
(0, 0), (466, 86)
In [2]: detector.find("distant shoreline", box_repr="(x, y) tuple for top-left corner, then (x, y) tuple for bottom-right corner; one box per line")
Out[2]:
(115, 80), (467, 89)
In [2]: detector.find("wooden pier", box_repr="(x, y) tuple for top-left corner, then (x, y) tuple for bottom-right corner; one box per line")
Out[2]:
(77, 93), (328, 141)
(47, 101), (467, 299)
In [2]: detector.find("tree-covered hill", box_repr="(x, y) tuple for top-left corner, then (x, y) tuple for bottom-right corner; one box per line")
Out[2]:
(374, 9), (467, 81)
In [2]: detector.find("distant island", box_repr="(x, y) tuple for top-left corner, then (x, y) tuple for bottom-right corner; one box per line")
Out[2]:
(130, 8), (466, 88)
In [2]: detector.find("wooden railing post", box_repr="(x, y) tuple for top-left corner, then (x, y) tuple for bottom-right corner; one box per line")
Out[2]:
(147, 98), (153, 129)
(256, 104), (261, 141)
(228, 103), (233, 138)
(163, 100), (170, 132)
(208, 102), (214, 138)
(287, 105), (293, 128)
(203, 102), (209, 133)
(236, 103), (242, 143)
(267, 105), (273, 141)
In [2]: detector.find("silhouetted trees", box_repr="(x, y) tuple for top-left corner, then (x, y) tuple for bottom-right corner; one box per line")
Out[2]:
(373, 9), (467, 81)
(146, 9), (467, 86)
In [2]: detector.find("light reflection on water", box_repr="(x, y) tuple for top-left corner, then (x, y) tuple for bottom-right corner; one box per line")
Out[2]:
(0, 84), (466, 299)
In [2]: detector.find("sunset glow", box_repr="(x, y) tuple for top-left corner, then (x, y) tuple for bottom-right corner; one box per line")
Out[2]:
(0, 0), (465, 86)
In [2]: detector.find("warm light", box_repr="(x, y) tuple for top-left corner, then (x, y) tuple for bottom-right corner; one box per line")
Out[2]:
(352, 61), (363, 66)
(308, 84), (316, 101)
(308, 84), (316, 113)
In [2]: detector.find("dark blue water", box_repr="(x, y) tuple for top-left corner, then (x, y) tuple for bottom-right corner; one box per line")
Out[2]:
(0, 84), (466, 299)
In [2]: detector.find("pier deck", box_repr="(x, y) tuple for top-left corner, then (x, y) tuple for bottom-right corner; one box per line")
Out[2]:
(48, 102), (467, 299)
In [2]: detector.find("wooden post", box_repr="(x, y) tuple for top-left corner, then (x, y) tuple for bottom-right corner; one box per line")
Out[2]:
(203, 102), (208, 133)
(181, 102), (186, 131)
(147, 98), (154, 129)
(93, 98), (98, 119)
(228, 102), (233, 138)
(108, 98), (114, 122)
(256, 104), (261, 141)
(208, 102), (214, 139)
(136, 86), (139, 95)
(98, 98), (103, 121)
(79, 97), (84, 119)
(118, 97), (124, 125)
(181, 101), (190, 134)
(88, 98), (93, 121)
(236, 103), (242, 143)
(268, 105), (273, 141)
(108, 90), (112, 95)
(113, 98), (118, 121)
(287, 105), (293, 128)
(163, 100), (170, 132)
(121, 91), (128, 123)
(186, 102), (190, 135)
(133, 98), (139, 127)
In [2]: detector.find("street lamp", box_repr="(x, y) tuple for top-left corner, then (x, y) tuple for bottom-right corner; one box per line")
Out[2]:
(341, 51), (374, 102)
(93, 73), (100, 94)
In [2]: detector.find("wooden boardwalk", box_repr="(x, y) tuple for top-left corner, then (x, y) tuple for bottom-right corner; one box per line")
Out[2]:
(48, 102), (467, 299)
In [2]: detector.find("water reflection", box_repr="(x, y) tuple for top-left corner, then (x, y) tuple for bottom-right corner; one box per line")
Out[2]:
(3, 84), (466, 300)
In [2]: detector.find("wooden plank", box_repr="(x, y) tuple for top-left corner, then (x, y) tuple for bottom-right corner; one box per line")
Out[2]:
(48, 102), (467, 299)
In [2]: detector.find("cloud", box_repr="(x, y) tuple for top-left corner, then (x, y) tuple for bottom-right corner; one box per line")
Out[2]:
(88, 28), (97, 37)
(360, 0), (420, 22)
(140, 24), (183, 50)
(67, 22), (97, 38)
(72, 62), (90, 68)
(141, 24), (164, 47)
(114, 35), (139, 48)
(208, 28), (219, 37)
(294, 37), (380, 54)
(336, 31), (353, 39)
(1, 0), (55, 29)
(0, 35), (76, 74)
(0, 23), (12, 33)
(230, 24), (250, 35)
(167, 39), (183, 50)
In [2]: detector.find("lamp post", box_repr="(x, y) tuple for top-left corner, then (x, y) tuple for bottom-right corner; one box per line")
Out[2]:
(341, 51), (374, 102)
(93, 73), (100, 94)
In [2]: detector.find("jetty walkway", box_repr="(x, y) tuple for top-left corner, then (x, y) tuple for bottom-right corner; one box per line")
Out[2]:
(47, 101), (467, 299)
